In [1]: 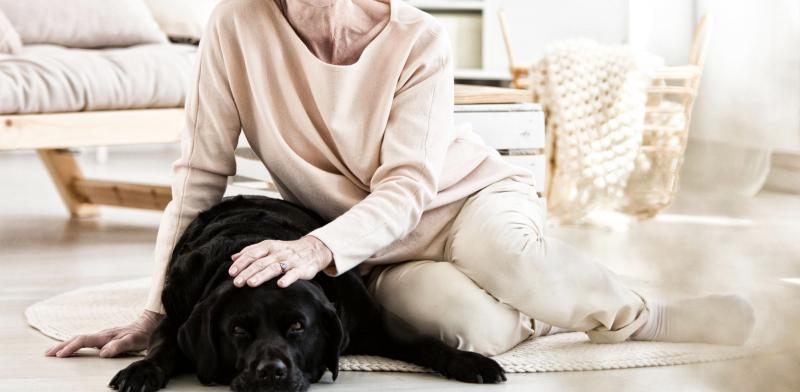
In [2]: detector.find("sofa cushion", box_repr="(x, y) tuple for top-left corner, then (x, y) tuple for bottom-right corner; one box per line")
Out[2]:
(144, 0), (219, 42)
(0, 9), (20, 54)
(0, 0), (167, 48)
(0, 44), (196, 114)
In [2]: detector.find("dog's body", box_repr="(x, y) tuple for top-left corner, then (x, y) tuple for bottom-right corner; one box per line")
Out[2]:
(110, 195), (505, 392)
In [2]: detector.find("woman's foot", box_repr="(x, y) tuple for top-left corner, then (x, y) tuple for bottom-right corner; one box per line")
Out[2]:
(631, 294), (755, 345)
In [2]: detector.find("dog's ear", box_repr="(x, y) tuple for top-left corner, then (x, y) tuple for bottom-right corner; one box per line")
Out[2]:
(177, 296), (220, 385)
(322, 302), (348, 381)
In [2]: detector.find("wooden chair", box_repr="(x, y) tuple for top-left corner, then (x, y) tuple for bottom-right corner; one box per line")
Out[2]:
(623, 14), (712, 217)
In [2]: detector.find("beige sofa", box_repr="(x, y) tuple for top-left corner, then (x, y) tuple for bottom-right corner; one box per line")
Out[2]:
(0, 45), (197, 217)
(0, 0), (200, 217)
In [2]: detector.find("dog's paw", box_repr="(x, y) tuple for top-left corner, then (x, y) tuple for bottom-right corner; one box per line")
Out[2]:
(441, 351), (506, 384)
(108, 359), (166, 392)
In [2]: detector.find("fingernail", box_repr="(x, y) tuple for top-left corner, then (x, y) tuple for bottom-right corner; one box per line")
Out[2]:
(56, 350), (63, 357)
(248, 278), (257, 285)
(229, 267), (237, 275)
(234, 278), (243, 286)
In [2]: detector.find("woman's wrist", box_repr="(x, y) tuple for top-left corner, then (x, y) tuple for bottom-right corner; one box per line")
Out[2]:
(141, 309), (165, 330)
(303, 234), (333, 271)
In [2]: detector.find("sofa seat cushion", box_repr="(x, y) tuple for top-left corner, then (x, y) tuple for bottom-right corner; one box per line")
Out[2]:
(0, 43), (196, 115)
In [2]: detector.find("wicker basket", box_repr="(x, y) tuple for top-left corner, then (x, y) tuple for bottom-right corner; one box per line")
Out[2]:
(620, 15), (711, 218)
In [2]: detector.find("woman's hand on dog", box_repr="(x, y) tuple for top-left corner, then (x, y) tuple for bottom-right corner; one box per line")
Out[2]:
(45, 310), (163, 358)
(229, 235), (334, 288)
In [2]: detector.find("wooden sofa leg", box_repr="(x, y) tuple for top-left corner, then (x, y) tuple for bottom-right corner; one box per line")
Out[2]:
(36, 149), (100, 218)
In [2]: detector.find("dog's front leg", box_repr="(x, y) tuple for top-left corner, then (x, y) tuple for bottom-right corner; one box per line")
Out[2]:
(351, 309), (507, 384)
(108, 316), (185, 392)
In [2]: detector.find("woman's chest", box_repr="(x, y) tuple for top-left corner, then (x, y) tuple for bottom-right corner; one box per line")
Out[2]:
(236, 68), (398, 183)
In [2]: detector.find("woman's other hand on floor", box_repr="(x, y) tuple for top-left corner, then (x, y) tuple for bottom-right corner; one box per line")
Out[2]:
(45, 310), (163, 358)
(229, 235), (333, 288)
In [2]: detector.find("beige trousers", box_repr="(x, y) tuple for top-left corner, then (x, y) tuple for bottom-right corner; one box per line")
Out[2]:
(367, 177), (649, 356)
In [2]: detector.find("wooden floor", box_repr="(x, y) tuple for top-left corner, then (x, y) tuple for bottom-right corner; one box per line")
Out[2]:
(1, 148), (799, 392)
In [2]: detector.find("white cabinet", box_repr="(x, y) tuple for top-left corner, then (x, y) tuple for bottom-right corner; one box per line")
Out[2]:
(455, 103), (546, 193)
(455, 103), (544, 150)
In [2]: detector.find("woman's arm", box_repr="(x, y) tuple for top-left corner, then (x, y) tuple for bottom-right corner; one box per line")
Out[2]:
(145, 9), (243, 314)
(227, 26), (455, 288)
(307, 28), (455, 276)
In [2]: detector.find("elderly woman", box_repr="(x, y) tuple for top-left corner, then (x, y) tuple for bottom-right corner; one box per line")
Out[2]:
(48, 0), (753, 359)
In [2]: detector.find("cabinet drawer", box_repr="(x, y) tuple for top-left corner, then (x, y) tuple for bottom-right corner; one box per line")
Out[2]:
(455, 110), (545, 150)
(502, 154), (547, 193)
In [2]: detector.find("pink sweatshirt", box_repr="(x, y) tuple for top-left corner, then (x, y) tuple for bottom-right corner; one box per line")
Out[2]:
(146, 0), (537, 313)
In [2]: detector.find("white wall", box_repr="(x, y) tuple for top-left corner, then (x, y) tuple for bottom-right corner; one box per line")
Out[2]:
(489, 0), (693, 68)
(692, 0), (800, 151)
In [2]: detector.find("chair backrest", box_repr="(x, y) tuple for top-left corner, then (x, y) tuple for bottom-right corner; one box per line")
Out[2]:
(497, 9), (530, 89)
(497, 9), (516, 69)
(689, 13), (712, 70)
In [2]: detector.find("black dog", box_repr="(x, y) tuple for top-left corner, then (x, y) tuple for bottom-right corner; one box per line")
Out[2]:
(109, 195), (505, 392)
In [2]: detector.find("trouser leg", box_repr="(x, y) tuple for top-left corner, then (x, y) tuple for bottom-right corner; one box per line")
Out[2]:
(366, 259), (534, 356)
(445, 178), (649, 343)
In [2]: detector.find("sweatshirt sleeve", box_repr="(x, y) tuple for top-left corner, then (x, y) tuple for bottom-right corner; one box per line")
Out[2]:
(307, 29), (454, 276)
(145, 12), (242, 314)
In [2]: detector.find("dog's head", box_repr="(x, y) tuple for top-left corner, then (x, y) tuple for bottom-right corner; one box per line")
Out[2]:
(177, 278), (346, 392)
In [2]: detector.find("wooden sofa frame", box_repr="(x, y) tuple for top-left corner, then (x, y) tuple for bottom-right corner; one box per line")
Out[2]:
(1, 109), (183, 218)
(0, 85), (531, 219)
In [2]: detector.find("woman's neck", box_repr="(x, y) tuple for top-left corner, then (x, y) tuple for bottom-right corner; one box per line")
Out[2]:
(275, 0), (390, 65)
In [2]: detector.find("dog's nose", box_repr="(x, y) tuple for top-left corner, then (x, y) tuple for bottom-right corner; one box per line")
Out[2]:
(255, 358), (288, 382)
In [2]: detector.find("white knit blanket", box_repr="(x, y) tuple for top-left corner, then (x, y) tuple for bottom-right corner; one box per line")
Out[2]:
(25, 278), (762, 373)
(531, 40), (663, 223)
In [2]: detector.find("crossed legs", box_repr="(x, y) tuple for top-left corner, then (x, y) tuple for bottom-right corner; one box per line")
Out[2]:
(368, 178), (754, 356)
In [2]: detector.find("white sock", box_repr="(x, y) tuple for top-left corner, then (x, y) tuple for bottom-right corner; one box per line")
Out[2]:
(632, 294), (755, 345)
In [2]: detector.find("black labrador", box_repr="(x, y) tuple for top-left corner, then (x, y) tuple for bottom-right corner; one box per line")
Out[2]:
(109, 195), (505, 392)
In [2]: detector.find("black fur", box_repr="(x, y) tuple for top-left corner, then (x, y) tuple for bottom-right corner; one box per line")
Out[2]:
(109, 195), (506, 392)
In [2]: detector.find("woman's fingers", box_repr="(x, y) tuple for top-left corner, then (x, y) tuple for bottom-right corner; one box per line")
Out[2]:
(239, 257), (284, 287)
(47, 333), (112, 357)
(277, 268), (302, 288)
(45, 341), (68, 356)
(229, 241), (275, 276)
(99, 333), (144, 358)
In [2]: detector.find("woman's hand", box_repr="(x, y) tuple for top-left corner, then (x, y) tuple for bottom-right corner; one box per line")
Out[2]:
(45, 310), (163, 358)
(229, 235), (333, 288)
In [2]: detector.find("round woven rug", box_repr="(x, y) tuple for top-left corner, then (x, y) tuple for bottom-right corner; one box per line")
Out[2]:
(26, 278), (760, 373)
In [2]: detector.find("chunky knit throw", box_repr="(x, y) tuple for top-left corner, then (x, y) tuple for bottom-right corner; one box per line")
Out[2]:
(530, 40), (663, 223)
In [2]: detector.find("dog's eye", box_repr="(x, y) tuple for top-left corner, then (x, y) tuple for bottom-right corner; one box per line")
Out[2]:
(232, 324), (249, 337)
(288, 321), (304, 334)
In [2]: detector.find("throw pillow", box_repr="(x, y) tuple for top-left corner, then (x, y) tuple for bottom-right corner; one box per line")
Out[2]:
(0, 0), (168, 48)
(144, 0), (219, 42)
(0, 8), (21, 53)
